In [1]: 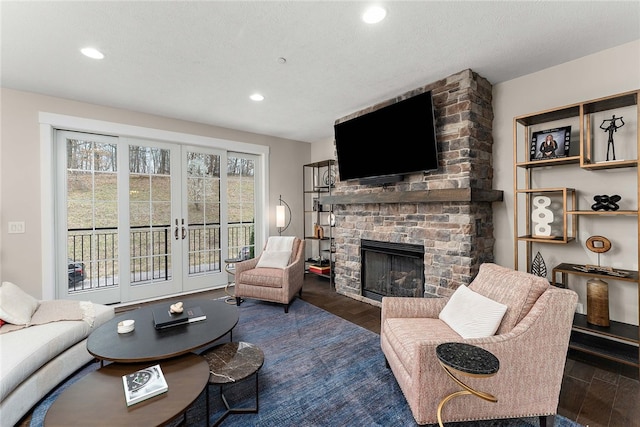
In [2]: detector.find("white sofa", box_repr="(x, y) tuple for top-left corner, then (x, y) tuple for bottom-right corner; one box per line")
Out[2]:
(0, 286), (114, 427)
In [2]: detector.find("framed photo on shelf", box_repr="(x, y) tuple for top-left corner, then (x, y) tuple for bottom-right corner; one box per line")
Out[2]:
(529, 126), (571, 161)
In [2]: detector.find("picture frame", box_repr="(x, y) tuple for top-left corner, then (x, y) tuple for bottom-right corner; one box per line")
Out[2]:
(529, 126), (571, 161)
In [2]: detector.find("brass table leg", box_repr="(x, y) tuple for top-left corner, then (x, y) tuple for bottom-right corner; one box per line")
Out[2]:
(437, 361), (497, 427)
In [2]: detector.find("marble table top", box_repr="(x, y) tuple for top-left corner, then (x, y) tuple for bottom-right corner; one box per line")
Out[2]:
(202, 341), (264, 385)
(436, 342), (499, 375)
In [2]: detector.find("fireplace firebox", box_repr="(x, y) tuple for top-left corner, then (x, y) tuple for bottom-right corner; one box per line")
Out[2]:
(360, 239), (425, 301)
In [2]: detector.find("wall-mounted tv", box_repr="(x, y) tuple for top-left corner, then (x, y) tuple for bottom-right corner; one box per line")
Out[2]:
(334, 90), (438, 185)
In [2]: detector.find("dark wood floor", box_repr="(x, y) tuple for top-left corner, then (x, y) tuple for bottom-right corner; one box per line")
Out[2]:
(17, 274), (639, 427)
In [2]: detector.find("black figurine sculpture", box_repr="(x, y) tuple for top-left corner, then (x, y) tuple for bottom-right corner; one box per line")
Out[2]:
(600, 114), (625, 161)
(591, 195), (621, 211)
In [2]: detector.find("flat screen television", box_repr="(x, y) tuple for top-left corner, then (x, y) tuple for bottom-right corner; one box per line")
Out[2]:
(334, 90), (438, 184)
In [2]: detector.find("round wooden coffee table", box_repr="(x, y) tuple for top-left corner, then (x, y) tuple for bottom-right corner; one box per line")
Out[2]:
(44, 353), (209, 427)
(87, 298), (239, 363)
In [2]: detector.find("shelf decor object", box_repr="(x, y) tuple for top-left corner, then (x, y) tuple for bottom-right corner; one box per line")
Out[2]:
(516, 188), (576, 244)
(591, 194), (621, 211)
(599, 114), (625, 161)
(531, 251), (547, 278)
(587, 277), (610, 327)
(529, 126), (571, 161)
(531, 195), (554, 237)
(585, 235), (613, 327)
(322, 167), (336, 186)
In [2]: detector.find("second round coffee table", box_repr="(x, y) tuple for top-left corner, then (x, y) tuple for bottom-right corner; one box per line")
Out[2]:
(44, 353), (209, 427)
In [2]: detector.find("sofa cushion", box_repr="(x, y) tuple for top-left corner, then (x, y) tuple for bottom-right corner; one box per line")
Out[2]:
(383, 318), (461, 375)
(0, 282), (40, 325)
(468, 263), (549, 334)
(238, 267), (285, 288)
(438, 285), (507, 339)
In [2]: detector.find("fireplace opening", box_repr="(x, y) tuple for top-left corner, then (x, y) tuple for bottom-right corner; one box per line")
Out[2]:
(360, 239), (425, 301)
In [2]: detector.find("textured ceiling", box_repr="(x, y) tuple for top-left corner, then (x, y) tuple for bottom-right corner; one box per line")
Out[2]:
(2, 1), (639, 143)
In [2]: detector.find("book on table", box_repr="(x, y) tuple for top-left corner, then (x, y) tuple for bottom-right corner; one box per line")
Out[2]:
(151, 305), (206, 330)
(122, 364), (168, 406)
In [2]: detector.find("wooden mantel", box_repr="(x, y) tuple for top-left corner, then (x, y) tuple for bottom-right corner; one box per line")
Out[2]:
(320, 188), (503, 205)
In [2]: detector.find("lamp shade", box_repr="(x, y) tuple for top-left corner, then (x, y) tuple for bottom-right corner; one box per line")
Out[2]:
(276, 205), (286, 228)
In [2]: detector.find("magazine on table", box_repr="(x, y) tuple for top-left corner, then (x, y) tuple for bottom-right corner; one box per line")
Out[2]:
(151, 305), (206, 330)
(122, 364), (168, 406)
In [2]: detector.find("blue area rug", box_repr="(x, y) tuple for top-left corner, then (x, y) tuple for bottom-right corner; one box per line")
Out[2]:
(30, 298), (582, 426)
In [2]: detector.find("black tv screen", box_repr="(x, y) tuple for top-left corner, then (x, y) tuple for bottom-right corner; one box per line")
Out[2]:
(334, 91), (438, 183)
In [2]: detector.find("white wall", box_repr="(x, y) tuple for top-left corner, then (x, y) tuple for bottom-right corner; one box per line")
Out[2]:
(493, 40), (640, 324)
(0, 89), (311, 298)
(311, 136), (336, 164)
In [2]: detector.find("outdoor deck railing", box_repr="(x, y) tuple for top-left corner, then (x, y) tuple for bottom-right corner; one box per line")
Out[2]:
(67, 223), (254, 291)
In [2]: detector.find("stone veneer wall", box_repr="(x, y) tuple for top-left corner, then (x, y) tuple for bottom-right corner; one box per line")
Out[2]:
(332, 69), (496, 303)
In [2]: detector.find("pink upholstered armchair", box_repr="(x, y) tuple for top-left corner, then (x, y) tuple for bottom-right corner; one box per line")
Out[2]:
(234, 237), (305, 313)
(381, 263), (578, 426)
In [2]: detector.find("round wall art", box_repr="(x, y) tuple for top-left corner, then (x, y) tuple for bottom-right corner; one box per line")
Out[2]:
(586, 235), (612, 253)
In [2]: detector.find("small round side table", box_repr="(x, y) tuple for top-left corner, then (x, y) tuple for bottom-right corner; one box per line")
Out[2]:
(224, 257), (244, 305)
(435, 342), (499, 427)
(201, 341), (264, 426)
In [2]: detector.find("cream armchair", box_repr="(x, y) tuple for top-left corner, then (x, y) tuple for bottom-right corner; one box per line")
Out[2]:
(381, 263), (578, 426)
(235, 237), (305, 313)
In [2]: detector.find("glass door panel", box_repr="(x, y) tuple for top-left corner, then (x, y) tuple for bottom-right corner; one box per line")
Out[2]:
(58, 131), (120, 304)
(125, 142), (182, 301)
(183, 148), (226, 291)
(227, 154), (257, 261)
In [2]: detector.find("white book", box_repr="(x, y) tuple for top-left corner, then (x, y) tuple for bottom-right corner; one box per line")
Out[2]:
(122, 364), (168, 406)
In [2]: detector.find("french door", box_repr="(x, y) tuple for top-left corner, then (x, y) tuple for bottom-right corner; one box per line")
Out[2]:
(56, 131), (257, 304)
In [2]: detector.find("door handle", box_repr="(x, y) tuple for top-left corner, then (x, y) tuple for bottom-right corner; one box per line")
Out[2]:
(174, 218), (179, 240)
(181, 219), (187, 240)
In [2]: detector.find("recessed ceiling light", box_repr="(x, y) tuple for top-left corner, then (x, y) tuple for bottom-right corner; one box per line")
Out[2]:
(250, 93), (265, 101)
(362, 6), (386, 24)
(81, 47), (104, 59)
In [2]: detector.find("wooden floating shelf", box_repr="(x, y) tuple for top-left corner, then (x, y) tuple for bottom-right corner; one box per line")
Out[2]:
(567, 210), (637, 216)
(581, 160), (638, 170)
(320, 188), (504, 205)
(517, 235), (575, 244)
(552, 262), (638, 283)
(516, 156), (581, 168)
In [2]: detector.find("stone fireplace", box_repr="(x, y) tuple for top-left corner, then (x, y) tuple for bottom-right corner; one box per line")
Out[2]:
(322, 69), (503, 305)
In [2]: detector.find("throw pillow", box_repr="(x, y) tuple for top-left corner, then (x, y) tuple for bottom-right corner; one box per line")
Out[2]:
(256, 250), (292, 269)
(438, 284), (508, 339)
(0, 281), (40, 325)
